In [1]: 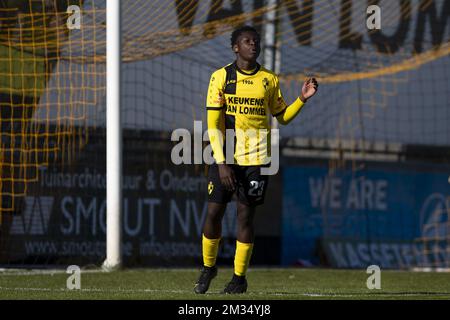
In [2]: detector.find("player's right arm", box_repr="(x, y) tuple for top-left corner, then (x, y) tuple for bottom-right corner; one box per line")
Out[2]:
(206, 70), (226, 163)
(206, 69), (236, 191)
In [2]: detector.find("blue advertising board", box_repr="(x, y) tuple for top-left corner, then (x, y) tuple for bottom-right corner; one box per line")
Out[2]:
(282, 164), (450, 269)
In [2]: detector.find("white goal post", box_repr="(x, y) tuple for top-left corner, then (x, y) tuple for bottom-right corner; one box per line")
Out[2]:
(103, 0), (123, 271)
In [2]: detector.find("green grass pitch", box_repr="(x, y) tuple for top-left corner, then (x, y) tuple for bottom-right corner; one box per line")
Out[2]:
(1, 267), (449, 300)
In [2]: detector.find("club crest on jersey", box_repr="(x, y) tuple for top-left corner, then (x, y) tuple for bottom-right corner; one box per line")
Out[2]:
(263, 78), (269, 91)
(208, 181), (214, 194)
(278, 97), (286, 106)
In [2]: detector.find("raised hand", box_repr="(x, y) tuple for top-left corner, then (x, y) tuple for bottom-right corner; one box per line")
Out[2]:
(300, 77), (319, 102)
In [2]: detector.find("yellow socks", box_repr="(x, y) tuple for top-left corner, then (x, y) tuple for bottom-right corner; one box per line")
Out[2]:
(202, 234), (221, 267)
(202, 236), (254, 276)
(234, 240), (254, 276)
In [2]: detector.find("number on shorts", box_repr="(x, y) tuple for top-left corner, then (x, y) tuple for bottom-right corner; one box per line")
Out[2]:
(248, 180), (265, 197)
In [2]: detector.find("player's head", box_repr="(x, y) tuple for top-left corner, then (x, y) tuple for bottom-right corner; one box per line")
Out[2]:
(231, 25), (261, 62)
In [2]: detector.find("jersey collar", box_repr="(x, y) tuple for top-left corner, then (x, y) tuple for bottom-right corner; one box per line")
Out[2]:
(234, 61), (260, 76)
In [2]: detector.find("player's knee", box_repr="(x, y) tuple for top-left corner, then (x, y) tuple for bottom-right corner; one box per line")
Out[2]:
(206, 211), (222, 224)
(207, 203), (226, 222)
(237, 214), (254, 229)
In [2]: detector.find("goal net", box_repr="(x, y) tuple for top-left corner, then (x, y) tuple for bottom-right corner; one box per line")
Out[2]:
(0, 0), (448, 269)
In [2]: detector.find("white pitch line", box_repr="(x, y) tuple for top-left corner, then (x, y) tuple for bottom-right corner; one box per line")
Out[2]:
(0, 286), (188, 294)
(0, 268), (203, 276)
(299, 292), (450, 297)
(0, 269), (106, 276)
(0, 287), (449, 298)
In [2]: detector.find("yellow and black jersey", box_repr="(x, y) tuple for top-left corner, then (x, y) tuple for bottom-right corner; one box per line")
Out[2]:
(206, 62), (287, 166)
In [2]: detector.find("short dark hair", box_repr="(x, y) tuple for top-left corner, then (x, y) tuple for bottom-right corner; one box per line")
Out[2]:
(230, 25), (260, 47)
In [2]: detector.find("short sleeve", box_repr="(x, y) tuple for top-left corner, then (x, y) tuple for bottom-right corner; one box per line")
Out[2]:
(206, 69), (225, 110)
(269, 75), (287, 117)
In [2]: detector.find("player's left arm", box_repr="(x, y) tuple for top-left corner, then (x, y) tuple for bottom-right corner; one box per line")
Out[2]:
(274, 77), (318, 125)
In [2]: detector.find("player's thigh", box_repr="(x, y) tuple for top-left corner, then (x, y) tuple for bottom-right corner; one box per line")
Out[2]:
(207, 164), (234, 204)
(237, 166), (269, 206)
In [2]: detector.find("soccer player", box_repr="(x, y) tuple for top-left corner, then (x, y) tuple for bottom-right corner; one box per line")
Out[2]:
(194, 25), (318, 294)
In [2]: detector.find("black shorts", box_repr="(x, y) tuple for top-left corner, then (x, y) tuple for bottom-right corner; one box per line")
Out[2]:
(207, 164), (269, 207)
